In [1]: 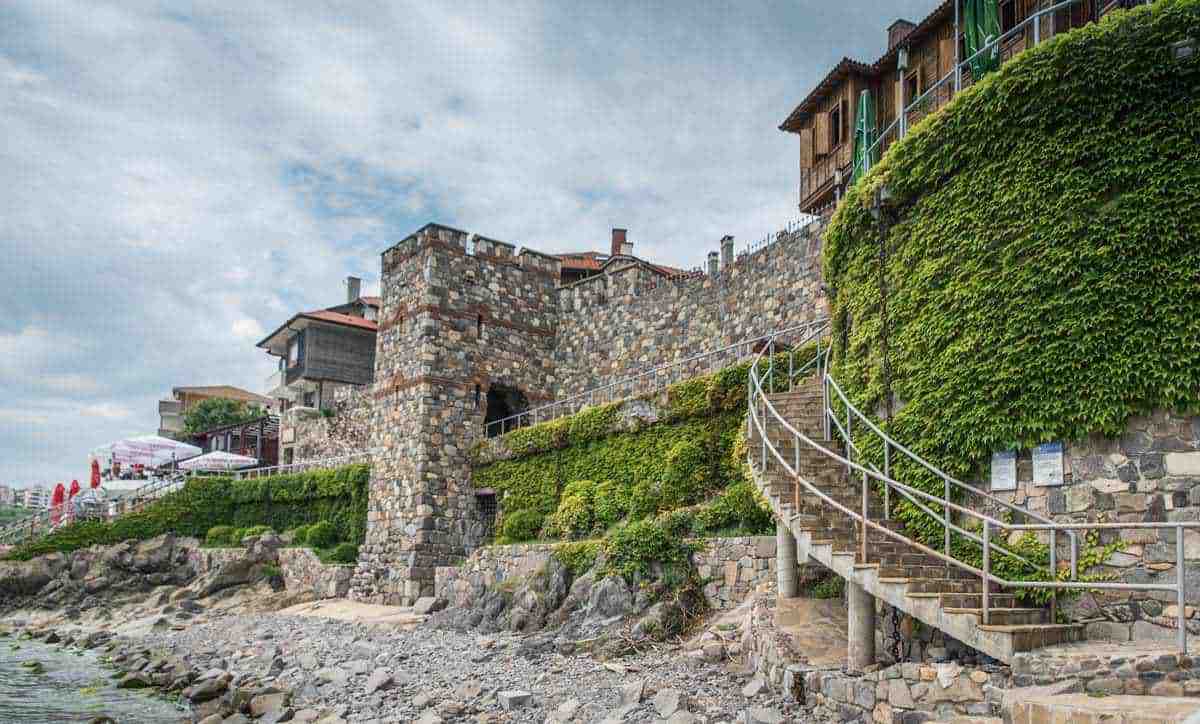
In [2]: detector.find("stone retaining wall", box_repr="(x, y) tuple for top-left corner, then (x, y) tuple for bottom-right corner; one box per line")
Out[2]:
(278, 547), (354, 599)
(186, 544), (350, 600)
(434, 537), (777, 611)
(283, 385), (374, 464)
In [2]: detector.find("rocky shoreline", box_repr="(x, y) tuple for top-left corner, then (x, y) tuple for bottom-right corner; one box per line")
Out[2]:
(0, 535), (809, 723)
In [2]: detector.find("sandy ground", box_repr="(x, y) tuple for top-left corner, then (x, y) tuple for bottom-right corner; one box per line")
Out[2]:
(277, 598), (426, 627)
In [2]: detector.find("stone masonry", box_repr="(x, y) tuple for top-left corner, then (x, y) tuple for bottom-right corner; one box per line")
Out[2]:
(350, 220), (830, 604)
(434, 537), (779, 613)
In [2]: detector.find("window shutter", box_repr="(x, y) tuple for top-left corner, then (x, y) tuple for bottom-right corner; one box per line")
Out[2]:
(940, 34), (955, 78)
(800, 127), (814, 168)
(815, 112), (830, 156)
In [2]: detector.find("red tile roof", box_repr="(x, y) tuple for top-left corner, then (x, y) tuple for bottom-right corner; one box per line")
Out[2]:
(359, 296), (382, 308)
(298, 309), (379, 332)
(556, 252), (608, 271)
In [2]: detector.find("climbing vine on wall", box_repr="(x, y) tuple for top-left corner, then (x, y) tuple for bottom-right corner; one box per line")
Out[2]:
(479, 345), (816, 544)
(821, 2), (1196, 587)
(825, 0), (1200, 501)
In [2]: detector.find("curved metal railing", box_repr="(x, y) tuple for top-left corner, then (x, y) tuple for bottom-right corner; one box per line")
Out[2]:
(748, 332), (1199, 653)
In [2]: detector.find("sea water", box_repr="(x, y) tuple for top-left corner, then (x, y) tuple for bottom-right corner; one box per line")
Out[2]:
(0, 636), (183, 723)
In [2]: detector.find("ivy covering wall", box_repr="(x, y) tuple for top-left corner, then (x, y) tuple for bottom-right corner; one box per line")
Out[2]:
(476, 347), (815, 544)
(822, 1), (1199, 578)
(3, 465), (369, 561)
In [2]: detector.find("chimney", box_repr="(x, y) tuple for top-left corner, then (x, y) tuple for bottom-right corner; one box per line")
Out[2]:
(346, 276), (362, 304)
(611, 228), (627, 257)
(721, 235), (735, 269)
(888, 19), (916, 50)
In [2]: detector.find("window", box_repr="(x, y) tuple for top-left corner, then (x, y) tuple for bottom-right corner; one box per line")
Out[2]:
(1000, 0), (1017, 34)
(477, 314), (484, 337)
(830, 103), (843, 148)
(905, 72), (920, 104)
(303, 390), (315, 408)
(474, 384), (481, 409)
(287, 331), (305, 368)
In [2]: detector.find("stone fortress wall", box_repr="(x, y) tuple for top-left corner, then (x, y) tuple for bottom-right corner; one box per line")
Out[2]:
(350, 220), (831, 605)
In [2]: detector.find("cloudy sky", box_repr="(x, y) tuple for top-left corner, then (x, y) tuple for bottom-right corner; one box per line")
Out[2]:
(0, 0), (933, 489)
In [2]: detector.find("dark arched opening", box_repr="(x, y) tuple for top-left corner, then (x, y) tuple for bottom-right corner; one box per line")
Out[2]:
(484, 384), (529, 437)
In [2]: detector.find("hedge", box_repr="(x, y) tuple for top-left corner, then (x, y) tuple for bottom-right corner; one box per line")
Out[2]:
(822, 2), (1196, 586)
(3, 464), (369, 561)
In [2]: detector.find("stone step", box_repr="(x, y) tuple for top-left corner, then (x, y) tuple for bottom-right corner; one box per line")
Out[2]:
(943, 607), (1050, 626)
(977, 623), (1085, 651)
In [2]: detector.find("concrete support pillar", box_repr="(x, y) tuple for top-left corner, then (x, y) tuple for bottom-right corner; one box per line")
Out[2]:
(847, 581), (876, 670)
(776, 521), (798, 598)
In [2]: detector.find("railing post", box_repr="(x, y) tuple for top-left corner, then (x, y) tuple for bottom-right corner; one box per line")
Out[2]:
(845, 406), (853, 479)
(1049, 529), (1058, 623)
(1178, 524), (1188, 654)
(1071, 533), (1078, 580)
(943, 478), (952, 557)
(861, 469), (869, 564)
(982, 520), (991, 625)
(823, 375), (831, 442)
(788, 349), (794, 391)
(883, 442), (891, 519)
(768, 340), (775, 395)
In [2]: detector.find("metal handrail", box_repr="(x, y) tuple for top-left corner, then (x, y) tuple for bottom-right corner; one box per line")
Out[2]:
(823, 373), (1079, 574)
(485, 319), (830, 437)
(748, 332), (1196, 653)
(235, 451), (372, 479)
(860, 0), (1086, 168)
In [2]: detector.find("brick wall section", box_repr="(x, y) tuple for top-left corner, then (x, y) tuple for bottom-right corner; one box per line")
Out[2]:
(278, 547), (353, 599)
(554, 225), (827, 397)
(434, 537), (777, 611)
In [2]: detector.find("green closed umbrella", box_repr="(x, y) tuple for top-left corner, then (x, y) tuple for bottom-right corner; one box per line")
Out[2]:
(850, 89), (877, 184)
(964, 0), (1002, 79)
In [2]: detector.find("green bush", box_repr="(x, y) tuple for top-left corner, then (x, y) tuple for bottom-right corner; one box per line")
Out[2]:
(697, 481), (774, 535)
(553, 540), (601, 576)
(603, 518), (697, 582)
(627, 480), (662, 521)
(543, 481), (596, 540)
(205, 526), (235, 547)
(497, 509), (544, 543)
(291, 525), (310, 545)
(592, 479), (628, 530)
(661, 439), (710, 509)
(326, 542), (359, 564)
(3, 464), (369, 561)
(305, 521), (338, 549)
(823, 0), (1200, 560)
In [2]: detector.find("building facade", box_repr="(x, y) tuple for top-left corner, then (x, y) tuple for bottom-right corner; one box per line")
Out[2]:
(779, 0), (1141, 215)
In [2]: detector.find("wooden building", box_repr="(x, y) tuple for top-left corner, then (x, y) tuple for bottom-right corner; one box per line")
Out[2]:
(779, 0), (1144, 216)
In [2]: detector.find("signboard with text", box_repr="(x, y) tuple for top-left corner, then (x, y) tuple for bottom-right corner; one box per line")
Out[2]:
(991, 450), (1017, 491)
(1033, 442), (1065, 487)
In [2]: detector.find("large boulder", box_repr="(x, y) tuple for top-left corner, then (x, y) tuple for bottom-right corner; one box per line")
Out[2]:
(0, 553), (68, 598)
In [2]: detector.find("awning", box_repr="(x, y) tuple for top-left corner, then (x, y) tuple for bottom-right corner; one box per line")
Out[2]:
(178, 451), (258, 472)
(964, 0), (1001, 79)
(107, 435), (201, 467)
(850, 89), (878, 183)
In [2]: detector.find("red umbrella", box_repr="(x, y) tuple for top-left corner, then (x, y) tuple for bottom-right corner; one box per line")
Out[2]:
(90, 460), (101, 489)
(50, 483), (66, 526)
(69, 480), (81, 499)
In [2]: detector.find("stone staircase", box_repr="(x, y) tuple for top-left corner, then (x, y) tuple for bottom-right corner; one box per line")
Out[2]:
(748, 378), (1084, 664)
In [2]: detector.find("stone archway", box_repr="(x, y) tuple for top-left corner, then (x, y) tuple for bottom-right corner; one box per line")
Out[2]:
(484, 384), (529, 437)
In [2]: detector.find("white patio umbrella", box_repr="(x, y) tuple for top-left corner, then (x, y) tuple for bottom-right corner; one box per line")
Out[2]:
(177, 451), (258, 472)
(109, 435), (201, 467)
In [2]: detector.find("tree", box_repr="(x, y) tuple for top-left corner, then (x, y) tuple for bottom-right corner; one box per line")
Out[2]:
(183, 398), (262, 434)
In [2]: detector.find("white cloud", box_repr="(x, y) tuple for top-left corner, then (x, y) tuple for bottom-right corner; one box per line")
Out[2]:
(0, 0), (933, 486)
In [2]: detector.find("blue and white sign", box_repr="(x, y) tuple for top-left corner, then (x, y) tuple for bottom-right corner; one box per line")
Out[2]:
(1033, 442), (1065, 487)
(990, 450), (1017, 491)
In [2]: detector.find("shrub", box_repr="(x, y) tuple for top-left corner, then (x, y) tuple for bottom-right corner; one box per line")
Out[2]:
(241, 525), (273, 541)
(592, 479), (628, 530)
(697, 481), (773, 535)
(497, 509), (544, 543)
(662, 440), (709, 508)
(305, 521), (338, 549)
(553, 540), (600, 576)
(327, 542), (359, 564)
(656, 508), (699, 539)
(544, 480), (596, 540)
(603, 518), (697, 582)
(291, 525), (310, 545)
(205, 526), (235, 547)
(626, 480), (661, 522)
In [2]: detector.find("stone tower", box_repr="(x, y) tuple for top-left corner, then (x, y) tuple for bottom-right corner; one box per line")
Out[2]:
(350, 224), (561, 604)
